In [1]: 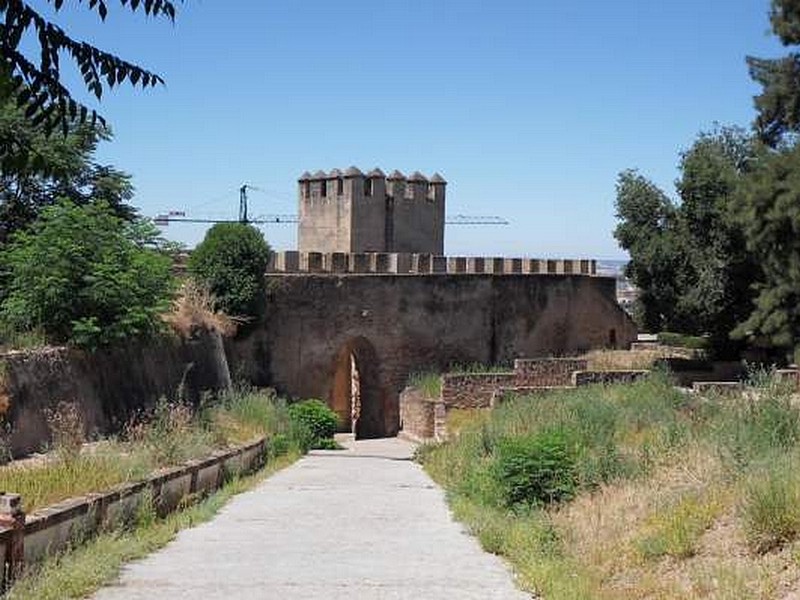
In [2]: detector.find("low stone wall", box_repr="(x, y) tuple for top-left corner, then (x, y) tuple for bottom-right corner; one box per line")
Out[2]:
(0, 330), (231, 457)
(692, 381), (745, 395)
(513, 358), (588, 387)
(440, 373), (517, 409)
(399, 387), (437, 441)
(572, 370), (650, 386)
(0, 437), (267, 587)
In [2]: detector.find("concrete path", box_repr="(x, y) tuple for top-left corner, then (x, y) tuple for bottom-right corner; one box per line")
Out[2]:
(93, 437), (529, 599)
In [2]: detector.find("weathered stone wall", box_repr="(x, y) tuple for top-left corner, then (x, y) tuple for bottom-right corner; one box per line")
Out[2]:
(232, 273), (636, 438)
(513, 358), (589, 387)
(440, 373), (516, 409)
(0, 330), (231, 456)
(399, 387), (437, 440)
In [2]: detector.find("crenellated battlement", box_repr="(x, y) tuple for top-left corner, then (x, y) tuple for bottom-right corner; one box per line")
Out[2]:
(297, 167), (446, 255)
(267, 251), (598, 276)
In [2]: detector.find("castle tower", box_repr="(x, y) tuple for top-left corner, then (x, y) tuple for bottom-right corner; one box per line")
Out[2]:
(297, 167), (446, 254)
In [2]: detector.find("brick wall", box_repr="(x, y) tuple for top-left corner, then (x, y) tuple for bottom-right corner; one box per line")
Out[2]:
(399, 387), (437, 440)
(440, 373), (516, 409)
(513, 358), (588, 387)
(572, 370), (649, 386)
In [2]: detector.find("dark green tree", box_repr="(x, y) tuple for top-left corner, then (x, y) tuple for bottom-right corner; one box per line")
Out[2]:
(748, 0), (800, 146)
(614, 169), (684, 332)
(615, 127), (761, 354)
(0, 201), (174, 348)
(187, 223), (271, 321)
(0, 0), (179, 133)
(732, 144), (800, 355)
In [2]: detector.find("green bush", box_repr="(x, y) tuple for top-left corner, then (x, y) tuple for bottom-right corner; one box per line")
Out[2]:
(0, 201), (173, 348)
(493, 429), (578, 507)
(287, 399), (338, 449)
(187, 223), (270, 320)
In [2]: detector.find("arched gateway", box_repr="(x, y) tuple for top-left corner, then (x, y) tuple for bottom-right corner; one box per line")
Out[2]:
(330, 337), (385, 439)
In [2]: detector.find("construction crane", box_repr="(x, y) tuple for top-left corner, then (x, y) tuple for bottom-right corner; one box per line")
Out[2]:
(154, 184), (509, 227)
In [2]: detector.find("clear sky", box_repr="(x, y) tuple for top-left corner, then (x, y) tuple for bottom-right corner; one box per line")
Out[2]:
(47, 0), (784, 258)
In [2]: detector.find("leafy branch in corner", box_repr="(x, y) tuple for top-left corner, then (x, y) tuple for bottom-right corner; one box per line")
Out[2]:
(0, 0), (181, 135)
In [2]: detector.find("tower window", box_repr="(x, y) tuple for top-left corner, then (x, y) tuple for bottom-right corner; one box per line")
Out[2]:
(364, 178), (373, 197)
(337, 178), (344, 195)
(320, 180), (327, 198)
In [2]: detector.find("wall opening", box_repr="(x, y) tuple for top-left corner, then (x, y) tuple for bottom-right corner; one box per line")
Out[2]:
(329, 337), (385, 439)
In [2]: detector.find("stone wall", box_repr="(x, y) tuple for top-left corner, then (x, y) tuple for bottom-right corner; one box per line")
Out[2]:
(232, 273), (636, 438)
(440, 373), (516, 409)
(268, 251), (597, 276)
(513, 358), (589, 387)
(399, 387), (437, 441)
(0, 330), (231, 457)
(0, 437), (266, 587)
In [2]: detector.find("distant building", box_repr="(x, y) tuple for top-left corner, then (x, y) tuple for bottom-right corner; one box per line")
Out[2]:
(297, 167), (446, 254)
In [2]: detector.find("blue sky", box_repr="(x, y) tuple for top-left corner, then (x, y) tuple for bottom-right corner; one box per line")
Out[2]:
(46, 0), (783, 258)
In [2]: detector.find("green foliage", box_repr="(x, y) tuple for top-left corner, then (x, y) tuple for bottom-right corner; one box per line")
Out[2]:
(287, 399), (338, 450)
(407, 371), (442, 398)
(615, 127), (760, 356)
(635, 492), (721, 560)
(0, 79), (136, 246)
(741, 456), (800, 553)
(1, 1), (177, 135)
(747, 0), (800, 146)
(657, 331), (710, 350)
(493, 429), (578, 507)
(0, 201), (173, 348)
(732, 143), (800, 353)
(187, 223), (271, 321)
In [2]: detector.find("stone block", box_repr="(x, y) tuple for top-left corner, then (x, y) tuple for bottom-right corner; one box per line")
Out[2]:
(326, 252), (348, 273)
(396, 253), (412, 274)
(412, 253), (432, 274)
(432, 256), (447, 273)
(504, 258), (523, 274)
(305, 252), (323, 273)
(283, 251), (300, 273)
(466, 257), (485, 273)
(447, 256), (467, 273)
(350, 253), (370, 273)
(489, 258), (504, 274)
(372, 253), (392, 274)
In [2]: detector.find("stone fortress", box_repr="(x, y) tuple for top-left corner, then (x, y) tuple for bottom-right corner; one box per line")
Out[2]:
(242, 168), (637, 440)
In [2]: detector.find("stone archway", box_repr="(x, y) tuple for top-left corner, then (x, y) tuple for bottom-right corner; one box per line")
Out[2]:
(329, 337), (385, 439)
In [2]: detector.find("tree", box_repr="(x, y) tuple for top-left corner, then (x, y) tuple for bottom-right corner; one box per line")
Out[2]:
(732, 144), (800, 354)
(187, 223), (271, 321)
(614, 170), (684, 332)
(0, 77), (135, 244)
(748, 0), (800, 146)
(1, 0), (180, 133)
(0, 201), (174, 348)
(614, 127), (761, 354)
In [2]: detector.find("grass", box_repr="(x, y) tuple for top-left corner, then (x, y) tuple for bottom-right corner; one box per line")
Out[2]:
(407, 371), (442, 398)
(419, 370), (800, 599)
(0, 388), (300, 513)
(5, 451), (298, 600)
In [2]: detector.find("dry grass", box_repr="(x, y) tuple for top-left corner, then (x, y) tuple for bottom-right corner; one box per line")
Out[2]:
(421, 373), (800, 599)
(163, 280), (238, 338)
(583, 348), (673, 370)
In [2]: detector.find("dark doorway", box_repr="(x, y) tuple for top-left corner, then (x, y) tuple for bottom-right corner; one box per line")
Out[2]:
(329, 337), (385, 439)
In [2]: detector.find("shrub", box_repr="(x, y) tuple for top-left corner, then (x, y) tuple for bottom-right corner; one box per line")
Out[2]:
(187, 223), (270, 321)
(741, 459), (800, 553)
(0, 201), (173, 348)
(287, 399), (338, 449)
(407, 371), (441, 398)
(44, 401), (85, 464)
(493, 428), (578, 507)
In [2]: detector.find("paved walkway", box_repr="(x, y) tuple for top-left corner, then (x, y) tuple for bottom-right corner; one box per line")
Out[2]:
(93, 437), (528, 599)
